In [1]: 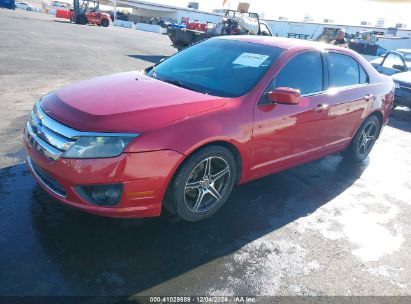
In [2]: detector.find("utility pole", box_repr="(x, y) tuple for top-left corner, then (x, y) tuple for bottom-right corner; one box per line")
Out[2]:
(113, 0), (117, 22)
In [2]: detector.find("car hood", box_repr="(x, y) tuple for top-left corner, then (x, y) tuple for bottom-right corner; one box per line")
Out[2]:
(40, 72), (228, 133)
(392, 71), (411, 83)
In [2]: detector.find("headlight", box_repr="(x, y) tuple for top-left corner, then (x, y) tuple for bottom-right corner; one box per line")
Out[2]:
(62, 136), (136, 159)
(395, 82), (400, 89)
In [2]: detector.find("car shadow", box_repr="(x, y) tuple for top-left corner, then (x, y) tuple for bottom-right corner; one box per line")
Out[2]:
(10, 15), (73, 26)
(389, 106), (411, 133)
(52, 20), (71, 24)
(0, 153), (368, 295)
(128, 55), (168, 64)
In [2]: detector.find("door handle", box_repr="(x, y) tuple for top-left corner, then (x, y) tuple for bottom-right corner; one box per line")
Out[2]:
(364, 94), (374, 101)
(314, 104), (328, 112)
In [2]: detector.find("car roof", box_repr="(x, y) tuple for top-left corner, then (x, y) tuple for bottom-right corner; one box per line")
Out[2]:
(216, 35), (354, 54)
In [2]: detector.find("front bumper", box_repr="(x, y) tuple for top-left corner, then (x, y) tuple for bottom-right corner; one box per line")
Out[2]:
(395, 88), (411, 107)
(24, 131), (184, 218)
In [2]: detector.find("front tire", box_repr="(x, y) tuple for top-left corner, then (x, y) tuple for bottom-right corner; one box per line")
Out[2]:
(77, 14), (87, 25)
(344, 115), (380, 163)
(168, 146), (237, 222)
(101, 19), (109, 27)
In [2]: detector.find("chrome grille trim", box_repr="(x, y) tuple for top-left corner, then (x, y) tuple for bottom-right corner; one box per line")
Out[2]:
(27, 100), (139, 160)
(25, 122), (63, 160)
(31, 111), (75, 151)
(34, 101), (139, 138)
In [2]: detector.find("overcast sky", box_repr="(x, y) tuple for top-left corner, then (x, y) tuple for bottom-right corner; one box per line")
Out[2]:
(144, 0), (411, 26)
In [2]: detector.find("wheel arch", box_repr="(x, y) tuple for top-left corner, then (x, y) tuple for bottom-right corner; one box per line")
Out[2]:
(162, 140), (244, 216)
(353, 110), (384, 139)
(368, 110), (384, 138)
(181, 140), (243, 184)
(370, 110), (383, 126)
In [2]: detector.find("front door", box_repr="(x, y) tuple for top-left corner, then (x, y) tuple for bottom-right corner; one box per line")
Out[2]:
(250, 51), (329, 179)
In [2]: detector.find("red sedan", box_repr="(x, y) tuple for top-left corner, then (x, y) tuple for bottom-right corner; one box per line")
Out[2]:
(24, 37), (394, 221)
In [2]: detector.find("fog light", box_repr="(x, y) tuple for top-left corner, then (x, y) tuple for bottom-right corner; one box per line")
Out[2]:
(76, 184), (123, 206)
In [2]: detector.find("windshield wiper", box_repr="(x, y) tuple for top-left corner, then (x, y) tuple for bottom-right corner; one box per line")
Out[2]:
(152, 64), (158, 78)
(161, 78), (207, 94)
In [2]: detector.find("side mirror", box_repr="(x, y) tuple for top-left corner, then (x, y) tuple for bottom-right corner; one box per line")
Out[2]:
(267, 87), (301, 105)
(393, 64), (406, 71)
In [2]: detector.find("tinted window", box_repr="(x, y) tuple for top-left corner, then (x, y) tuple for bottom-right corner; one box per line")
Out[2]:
(328, 53), (362, 87)
(271, 52), (323, 95)
(147, 39), (284, 97)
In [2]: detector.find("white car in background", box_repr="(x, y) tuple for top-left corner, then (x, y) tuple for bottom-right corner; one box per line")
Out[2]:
(16, 2), (33, 10)
(371, 49), (411, 109)
(370, 49), (411, 71)
(396, 49), (411, 70)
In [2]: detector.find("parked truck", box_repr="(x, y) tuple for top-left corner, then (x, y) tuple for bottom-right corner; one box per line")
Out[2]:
(70, 0), (110, 27)
(0, 0), (16, 9)
(167, 10), (273, 51)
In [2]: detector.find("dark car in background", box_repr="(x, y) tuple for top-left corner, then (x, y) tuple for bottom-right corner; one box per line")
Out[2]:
(392, 71), (411, 108)
(0, 0), (16, 9)
(371, 50), (411, 108)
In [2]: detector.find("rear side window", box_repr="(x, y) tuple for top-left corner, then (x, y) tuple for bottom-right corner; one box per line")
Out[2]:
(359, 65), (368, 84)
(271, 51), (323, 95)
(328, 52), (368, 87)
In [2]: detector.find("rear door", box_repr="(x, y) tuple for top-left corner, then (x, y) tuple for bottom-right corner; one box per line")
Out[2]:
(322, 51), (372, 148)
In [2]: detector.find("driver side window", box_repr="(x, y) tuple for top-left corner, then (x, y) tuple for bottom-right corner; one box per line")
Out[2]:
(261, 51), (323, 104)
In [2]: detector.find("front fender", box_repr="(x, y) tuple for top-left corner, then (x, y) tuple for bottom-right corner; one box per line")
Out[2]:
(125, 99), (253, 183)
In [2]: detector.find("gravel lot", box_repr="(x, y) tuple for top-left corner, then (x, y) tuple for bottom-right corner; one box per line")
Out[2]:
(0, 9), (410, 299)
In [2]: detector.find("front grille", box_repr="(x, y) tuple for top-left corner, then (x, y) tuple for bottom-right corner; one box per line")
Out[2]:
(27, 100), (139, 161)
(30, 102), (76, 153)
(398, 82), (411, 93)
(28, 157), (67, 197)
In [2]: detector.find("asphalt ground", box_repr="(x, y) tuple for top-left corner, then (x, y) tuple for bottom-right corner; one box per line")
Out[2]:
(0, 8), (410, 299)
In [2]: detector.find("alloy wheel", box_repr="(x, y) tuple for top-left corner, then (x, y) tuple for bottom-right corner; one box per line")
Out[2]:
(357, 121), (377, 157)
(184, 156), (231, 213)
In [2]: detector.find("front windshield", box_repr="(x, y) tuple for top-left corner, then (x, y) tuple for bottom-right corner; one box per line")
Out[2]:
(147, 38), (284, 97)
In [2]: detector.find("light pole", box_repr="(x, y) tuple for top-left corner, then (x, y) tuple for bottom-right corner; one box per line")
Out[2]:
(113, 0), (117, 22)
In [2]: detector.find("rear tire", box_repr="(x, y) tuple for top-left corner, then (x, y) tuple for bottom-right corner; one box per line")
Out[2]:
(343, 115), (380, 163)
(167, 146), (237, 222)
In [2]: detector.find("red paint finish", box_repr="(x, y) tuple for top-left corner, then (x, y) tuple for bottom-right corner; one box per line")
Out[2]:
(25, 37), (394, 218)
(41, 72), (228, 133)
(85, 11), (110, 26)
